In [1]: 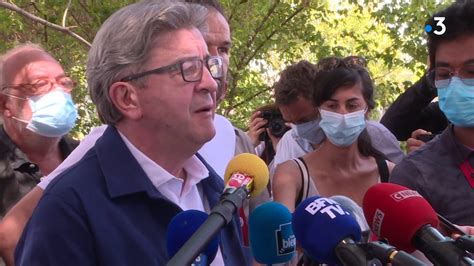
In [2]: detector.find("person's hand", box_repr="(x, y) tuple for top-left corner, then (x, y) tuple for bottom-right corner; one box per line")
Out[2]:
(407, 129), (431, 153)
(247, 111), (267, 147)
(457, 225), (474, 236)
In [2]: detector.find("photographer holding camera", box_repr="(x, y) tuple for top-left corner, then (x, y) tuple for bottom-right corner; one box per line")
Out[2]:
(248, 104), (290, 167)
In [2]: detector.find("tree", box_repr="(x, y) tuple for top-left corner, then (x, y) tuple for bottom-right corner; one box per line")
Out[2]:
(0, 0), (446, 135)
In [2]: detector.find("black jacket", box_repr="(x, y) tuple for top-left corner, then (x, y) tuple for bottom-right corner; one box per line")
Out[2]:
(380, 74), (449, 141)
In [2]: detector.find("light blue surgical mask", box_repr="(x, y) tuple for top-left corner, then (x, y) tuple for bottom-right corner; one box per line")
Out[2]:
(319, 109), (366, 147)
(294, 119), (326, 145)
(6, 89), (78, 137)
(436, 76), (474, 127)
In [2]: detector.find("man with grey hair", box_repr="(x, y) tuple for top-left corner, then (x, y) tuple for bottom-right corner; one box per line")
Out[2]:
(0, 43), (79, 265)
(15, 1), (248, 265)
(0, 1), (262, 265)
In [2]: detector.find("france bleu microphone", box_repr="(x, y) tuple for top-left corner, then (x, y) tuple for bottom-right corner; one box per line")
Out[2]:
(292, 196), (366, 265)
(249, 202), (296, 264)
(330, 195), (425, 265)
(363, 183), (474, 265)
(166, 153), (269, 266)
(166, 210), (219, 265)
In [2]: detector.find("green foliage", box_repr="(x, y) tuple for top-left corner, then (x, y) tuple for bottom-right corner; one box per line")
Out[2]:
(0, 0), (446, 135)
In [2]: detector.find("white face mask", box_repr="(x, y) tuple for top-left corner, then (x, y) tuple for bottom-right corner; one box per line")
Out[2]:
(318, 109), (367, 147)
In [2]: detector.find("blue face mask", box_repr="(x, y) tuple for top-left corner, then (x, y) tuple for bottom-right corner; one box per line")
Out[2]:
(319, 109), (366, 147)
(294, 119), (326, 145)
(9, 89), (78, 137)
(436, 76), (474, 127)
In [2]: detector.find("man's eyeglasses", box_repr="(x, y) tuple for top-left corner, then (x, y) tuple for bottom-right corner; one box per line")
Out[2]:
(316, 56), (367, 71)
(427, 66), (474, 88)
(1, 77), (76, 95)
(120, 56), (224, 83)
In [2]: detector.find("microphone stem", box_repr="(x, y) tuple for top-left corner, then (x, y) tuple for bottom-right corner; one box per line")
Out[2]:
(167, 186), (249, 266)
(335, 238), (367, 266)
(414, 225), (473, 266)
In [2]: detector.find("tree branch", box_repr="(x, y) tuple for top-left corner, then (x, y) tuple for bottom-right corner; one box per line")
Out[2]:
(225, 86), (273, 116)
(62, 0), (72, 27)
(228, 4), (306, 108)
(235, 0), (280, 71)
(241, 5), (305, 70)
(0, 1), (91, 47)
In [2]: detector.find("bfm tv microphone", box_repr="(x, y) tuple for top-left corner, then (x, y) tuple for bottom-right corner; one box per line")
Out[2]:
(166, 153), (269, 266)
(249, 202), (296, 264)
(363, 183), (474, 265)
(330, 195), (425, 265)
(292, 196), (366, 265)
(166, 210), (219, 266)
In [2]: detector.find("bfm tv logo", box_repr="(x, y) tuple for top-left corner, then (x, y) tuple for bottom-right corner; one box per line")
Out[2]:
(275, 222), (296, 256)
(304, 198), (350, 219)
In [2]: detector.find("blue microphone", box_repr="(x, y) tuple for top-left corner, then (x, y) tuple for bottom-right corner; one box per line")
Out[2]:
(292, 196), (366, 265)
(166, 210), (219, 265)
(249, 202), (296, 265)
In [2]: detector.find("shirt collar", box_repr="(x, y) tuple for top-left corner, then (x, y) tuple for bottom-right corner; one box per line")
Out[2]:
(117, 130), (209, 195)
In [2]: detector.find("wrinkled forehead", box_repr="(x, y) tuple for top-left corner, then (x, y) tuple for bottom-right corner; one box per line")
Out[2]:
(202, 10), (231, 43)
(3, 50), (60, 84)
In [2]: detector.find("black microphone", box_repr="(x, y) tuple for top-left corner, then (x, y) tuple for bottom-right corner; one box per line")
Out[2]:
(166, 153), (269, 266)
(360, 241), (426, 266)
(438, 213), (474, 253)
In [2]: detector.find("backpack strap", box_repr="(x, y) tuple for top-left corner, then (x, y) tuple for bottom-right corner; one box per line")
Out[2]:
(376, 158), (390, 183)
(294, 157), (310, 207)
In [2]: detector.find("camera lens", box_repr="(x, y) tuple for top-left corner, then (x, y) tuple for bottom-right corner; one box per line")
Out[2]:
(269, 118), (288, 138)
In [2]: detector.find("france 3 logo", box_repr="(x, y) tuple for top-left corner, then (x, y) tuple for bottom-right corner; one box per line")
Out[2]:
(275, 222), (296, 256)
(425, 17), (446, 36)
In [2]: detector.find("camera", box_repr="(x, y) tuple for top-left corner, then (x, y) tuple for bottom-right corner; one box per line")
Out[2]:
(259, 110), (290, 141)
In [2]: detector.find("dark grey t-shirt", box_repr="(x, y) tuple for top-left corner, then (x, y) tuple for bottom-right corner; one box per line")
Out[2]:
(390, 125), (474, 225)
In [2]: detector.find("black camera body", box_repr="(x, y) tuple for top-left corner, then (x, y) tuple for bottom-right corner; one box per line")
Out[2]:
(259, 110), (290, 141)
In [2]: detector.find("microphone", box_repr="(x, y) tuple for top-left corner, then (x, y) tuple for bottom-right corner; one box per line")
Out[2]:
(363, 183), (474, 265)
(167, 153), (269, 266)
(166, 210), (219, 265)
(249, 201), (296, 264)
(223, 153), (269, 197)
(292, 196), (366, 265)
(330, 195), (425, 265)
(330, 195), (370, 232)
(438, 213), (474, 253)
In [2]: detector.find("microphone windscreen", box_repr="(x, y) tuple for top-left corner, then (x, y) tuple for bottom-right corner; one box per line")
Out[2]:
(249, 202), (296, 264)
(292, 196), (362, 264)
(166, 210), (219, 262)
(330, 195), (369, 232)
(362, 183), (439, 252)
(224, 153), (269, 197)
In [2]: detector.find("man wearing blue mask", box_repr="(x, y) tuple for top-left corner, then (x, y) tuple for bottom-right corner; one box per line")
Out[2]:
(390, 1), (474, 227)
(272, 59), (404, 174)
(0, 43), (78, 219)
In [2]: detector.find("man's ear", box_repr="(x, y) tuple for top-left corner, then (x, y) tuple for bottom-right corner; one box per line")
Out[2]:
(0, 94), (15, 118)
(108, 82), (142, 120)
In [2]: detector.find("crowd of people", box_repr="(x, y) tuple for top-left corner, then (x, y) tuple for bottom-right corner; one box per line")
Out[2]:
(0, 0), (473, 265)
